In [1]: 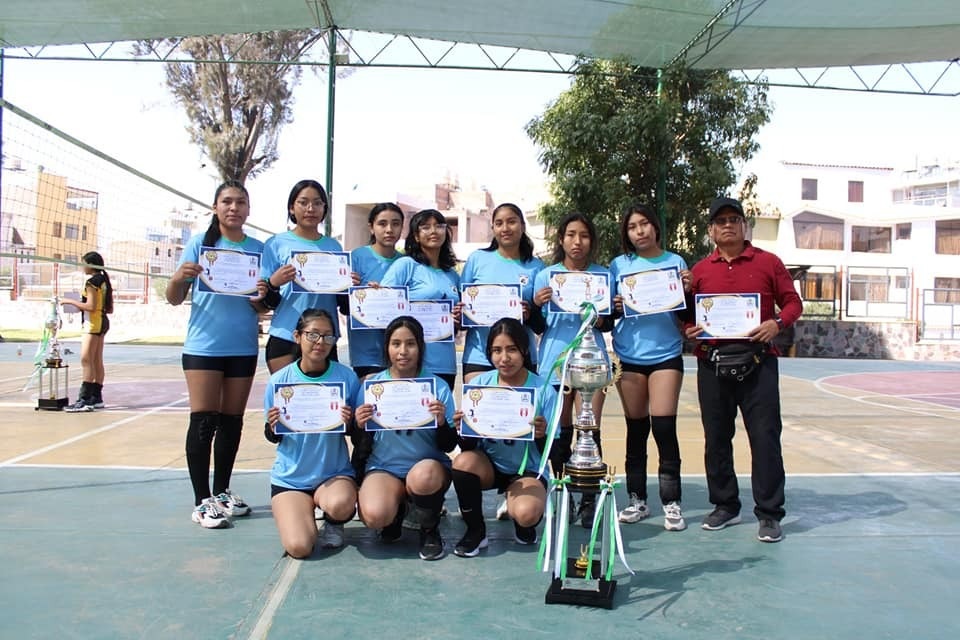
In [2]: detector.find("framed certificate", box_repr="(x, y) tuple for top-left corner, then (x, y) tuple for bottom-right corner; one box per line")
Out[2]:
(695, 293), (761, 339)
(272, 382), (346, 434)
(363, 377), (438, 431)
(547, 270), (611, 315)
(619, 265), (686, 317)
(460, 283), (523, 327)
(197, 246), (261, 296)
(408, 300), (455, 343)
(289, 251), (352, 293)
(349, 286), (408, 330)
(460, 385), (536, 440)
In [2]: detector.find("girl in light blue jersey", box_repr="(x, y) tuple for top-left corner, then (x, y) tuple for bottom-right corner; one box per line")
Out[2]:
(353, 316), (458, 561)
(451, 318), (556, 557)
(347, 203), (404, 379)
(264, 309), (360, 557)
(380, 209), (461, 390)
(459, 203), (545, 383)
(531, 212), (613, 527)
(610, 203), (691, 532)
(261, 180), (346, 373)
(166, 181), (267, 530)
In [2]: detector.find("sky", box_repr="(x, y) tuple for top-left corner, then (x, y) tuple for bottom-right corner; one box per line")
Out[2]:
(2, 43), (959, 236)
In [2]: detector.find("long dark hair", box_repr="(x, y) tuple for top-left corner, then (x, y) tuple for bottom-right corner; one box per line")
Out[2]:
(203, 180), (249, 246)
(383, 315), (426, 374)
(404, 209), (457, 270)
(482, 202), (535, 262)
(293, 308), (336, 362)
(486, 317), (535, 374)
(620, 203), (661, 253)
(550, 212), (597, 265)
(82, 251), (113, 314)
(368, 202), (404, 244)
(287, 179), (328, 225)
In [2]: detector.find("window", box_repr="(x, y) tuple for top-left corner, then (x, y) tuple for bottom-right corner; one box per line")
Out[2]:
(934, 277), (960, 304)
(52, 222), (63, 238)
(894, 276), (909, 289)
(793, 212), (843, 250)
(800, 272), (836, 300)
(167, 248), (172, 257)
(65, 224), (79, 240)
(82, 225), (87, 241)
(155, 247), (160, 256)
(935, 219), (960, 255)
(849, 275), (889, 301)
(53, 252), (62, 260)
(801, 178), (818, 201)
(896, 223), (912, 240)
(851, 226), (891, 253)
(64, 254), (78, 264)
(848, 181), (864, 203)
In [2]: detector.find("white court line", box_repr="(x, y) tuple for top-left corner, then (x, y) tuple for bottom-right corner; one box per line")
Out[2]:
(0, 394), (189, 467)
(246, 557), (302, 640)
(5, 463), (272, 473)
(814, 377), (960, 418)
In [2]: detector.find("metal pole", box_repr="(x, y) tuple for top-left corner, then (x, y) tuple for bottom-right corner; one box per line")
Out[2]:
(324, 28), (338, 238)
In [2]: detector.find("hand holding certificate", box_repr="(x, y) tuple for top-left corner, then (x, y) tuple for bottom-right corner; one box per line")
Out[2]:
(619, 265), (686, 317)
(695, 293), (761, 339)
(289, 251), (352, 293)
(460, 283), (523, 327)
(273, 382), (347, 434)
(548, 270), (611, 315)
(363, 378), (437, 430)
(460, 385), (536, 440)
(197, 246), (261, 296)
(349, 286), (408, 329)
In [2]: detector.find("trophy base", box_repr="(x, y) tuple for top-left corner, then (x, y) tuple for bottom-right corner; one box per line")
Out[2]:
(545, 559), (616, 609)
(562, 463), (608, 493)
(37, 397), (69, 411)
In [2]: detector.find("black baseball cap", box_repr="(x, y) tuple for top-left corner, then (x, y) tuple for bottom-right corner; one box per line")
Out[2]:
(708, 197), (745, 222)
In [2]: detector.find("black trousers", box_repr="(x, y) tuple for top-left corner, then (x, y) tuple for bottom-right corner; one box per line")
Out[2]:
(696, 356), (785, 521)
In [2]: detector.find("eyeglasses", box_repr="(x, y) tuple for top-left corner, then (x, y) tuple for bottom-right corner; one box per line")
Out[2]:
(712, 215), (744, 226)
(295, 199), (326, 209)
(303, 332), (337, 345)
(419, 223), (447, 233)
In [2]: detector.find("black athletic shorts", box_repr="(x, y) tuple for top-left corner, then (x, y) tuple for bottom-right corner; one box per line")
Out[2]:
(620, 354), (684, 376)
(181, 354), (258, 378)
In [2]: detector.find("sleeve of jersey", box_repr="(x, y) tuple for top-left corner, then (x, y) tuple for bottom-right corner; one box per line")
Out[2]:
(379, 258), (410, 288)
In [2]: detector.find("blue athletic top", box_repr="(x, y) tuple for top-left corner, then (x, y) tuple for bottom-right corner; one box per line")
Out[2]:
(610, 251), (688, 365)
(380, 256), (461, 375)
(353, 368), (456, 478)
(347, 245), (401, 369)
(261, 231), (344, 342)
(466, 369), (557, 476)
(179, 232), (264, 357)
(265, 360), (360, 489)
(460, 248), (544, 367)
(533, 263), (611, 384)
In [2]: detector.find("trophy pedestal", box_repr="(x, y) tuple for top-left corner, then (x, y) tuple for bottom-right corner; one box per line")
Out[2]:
(36, 362), (69, 411)
(546, 561), (617, 608)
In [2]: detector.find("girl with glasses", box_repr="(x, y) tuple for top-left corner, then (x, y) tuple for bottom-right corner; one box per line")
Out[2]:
(353, 316), (458, 561)
(264, 308), (361, 557)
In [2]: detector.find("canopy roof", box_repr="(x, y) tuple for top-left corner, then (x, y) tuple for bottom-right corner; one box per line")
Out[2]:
(2, 0), (959, 70)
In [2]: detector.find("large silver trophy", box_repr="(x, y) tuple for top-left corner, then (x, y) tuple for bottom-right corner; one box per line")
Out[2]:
(36, 295), (70, 410)
(562, 324), (611, 492)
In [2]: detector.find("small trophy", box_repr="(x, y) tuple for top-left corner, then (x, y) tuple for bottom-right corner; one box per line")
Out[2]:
(546, 304), (618, 608)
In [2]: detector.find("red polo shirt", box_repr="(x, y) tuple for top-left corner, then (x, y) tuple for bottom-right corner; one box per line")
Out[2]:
(688, 242), (803, 357)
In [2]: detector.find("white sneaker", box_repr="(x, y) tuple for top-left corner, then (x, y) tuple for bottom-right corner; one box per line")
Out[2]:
(191, 497), (230, 529)
(618, 493), (650, 524)
(663, 501), (687, 531)
(215, 489), (251, 517)
(318, 522), (344, 549)
(495, 499), (510, 521)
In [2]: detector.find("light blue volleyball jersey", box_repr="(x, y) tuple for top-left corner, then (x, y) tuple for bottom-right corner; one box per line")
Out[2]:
(533, 263), (611, 384)
(261, 231), (344, 342)
(460, 249), (544, 367)
(265, 360), (360, 489)
(467, 370), (557, 476)
(353, 368), (456, 477)
(610, 251), (688, 365)
(347, 245), (401, 369)
(380, 256), (461, 375)
(180, 232), (264, 357)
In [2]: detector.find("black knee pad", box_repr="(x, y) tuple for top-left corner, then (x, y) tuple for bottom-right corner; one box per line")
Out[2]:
(186, 412), (220, 454)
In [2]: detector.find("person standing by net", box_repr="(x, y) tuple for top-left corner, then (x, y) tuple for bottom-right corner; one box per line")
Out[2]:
(61, 251), (113, 412)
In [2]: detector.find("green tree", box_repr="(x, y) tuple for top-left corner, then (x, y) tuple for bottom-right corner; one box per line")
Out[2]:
(134, 31), (330, 184)
(526, 59), (771, 264)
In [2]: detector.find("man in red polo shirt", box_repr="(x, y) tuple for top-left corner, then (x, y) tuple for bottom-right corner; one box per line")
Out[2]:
(684, 197), (802, 543)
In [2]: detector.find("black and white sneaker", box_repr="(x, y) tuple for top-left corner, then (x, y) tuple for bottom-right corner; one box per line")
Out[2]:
(701, 507), (742, 531)
(453, 528), (488, 558)
(65, 399), (95, 413)
(513, 521), (538, 545)
(418, 527), (445, 561)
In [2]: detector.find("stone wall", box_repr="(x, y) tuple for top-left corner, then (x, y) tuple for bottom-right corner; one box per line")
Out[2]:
(792, 319), (960, 361)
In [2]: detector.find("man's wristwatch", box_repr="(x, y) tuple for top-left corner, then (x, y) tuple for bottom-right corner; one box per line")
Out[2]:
(774, 317), (785, 330)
